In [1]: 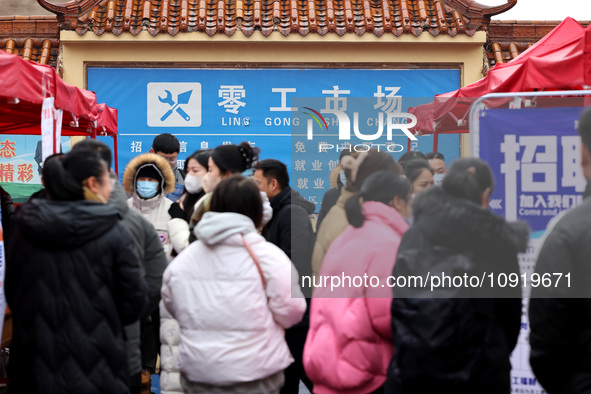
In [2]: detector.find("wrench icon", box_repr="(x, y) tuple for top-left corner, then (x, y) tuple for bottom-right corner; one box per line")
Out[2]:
(158, 90), (191, 121)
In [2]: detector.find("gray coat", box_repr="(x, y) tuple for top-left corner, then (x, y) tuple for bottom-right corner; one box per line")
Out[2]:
(110, 177), (167, 375)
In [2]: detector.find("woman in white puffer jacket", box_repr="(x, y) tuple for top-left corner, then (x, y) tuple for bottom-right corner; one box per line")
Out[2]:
(161, 175), (306, 394)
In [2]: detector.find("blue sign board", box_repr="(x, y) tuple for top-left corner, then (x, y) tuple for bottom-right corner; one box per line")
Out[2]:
(478, 106), (587, 233)
(88, 67), (460, 209)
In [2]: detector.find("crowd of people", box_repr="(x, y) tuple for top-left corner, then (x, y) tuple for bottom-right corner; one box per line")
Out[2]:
(2, 107), (591, 394)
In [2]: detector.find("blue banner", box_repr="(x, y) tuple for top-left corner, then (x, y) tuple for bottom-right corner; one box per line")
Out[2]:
(479, 106), (587, 234)
(88, 68), (460, 209)
(477, 105), (587, 394)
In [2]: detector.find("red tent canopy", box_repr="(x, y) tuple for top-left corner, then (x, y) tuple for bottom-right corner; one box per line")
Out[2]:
(0, 49), (120, 173)
(0, 49), (117, 136)
(410, 17), (591, 140)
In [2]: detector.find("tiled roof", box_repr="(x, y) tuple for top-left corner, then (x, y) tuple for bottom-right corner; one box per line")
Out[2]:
(486, 20), (590, 68)
(36, 0), (517, 38)
(0, 15), (59, 68)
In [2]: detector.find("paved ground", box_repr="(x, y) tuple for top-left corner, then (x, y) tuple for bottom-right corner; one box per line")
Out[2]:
(149, 376), (313, 393)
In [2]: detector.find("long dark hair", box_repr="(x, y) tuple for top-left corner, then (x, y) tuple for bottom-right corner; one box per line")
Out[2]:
(180, 149), (212, 223)
(43, 149), (107, 201)
(442, 158), (494, 205)
(345, 171), (412, 228)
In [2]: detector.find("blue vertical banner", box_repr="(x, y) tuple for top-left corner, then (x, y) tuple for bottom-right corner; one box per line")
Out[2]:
(477, 105), (587, 393)
(88, 68), (460, 209)
(479, 106), (587, 234)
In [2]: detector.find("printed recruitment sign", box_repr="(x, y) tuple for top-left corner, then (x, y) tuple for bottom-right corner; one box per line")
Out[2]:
(479, 106), (586, 234)
(477, 105), (587, 394)
(88, 68), (460, 210)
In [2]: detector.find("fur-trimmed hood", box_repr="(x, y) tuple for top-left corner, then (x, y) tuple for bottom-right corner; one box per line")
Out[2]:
(412, 186), (529, 254)
(123, 153), (176, 196)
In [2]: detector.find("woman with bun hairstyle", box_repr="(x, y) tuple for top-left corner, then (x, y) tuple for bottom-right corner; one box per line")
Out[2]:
(187, 141), (272, 242)
(162, 175), (306, 393)
(303, 172), (411, 394)
(387, 158), (528, 394)
(5, 149), (147, 394)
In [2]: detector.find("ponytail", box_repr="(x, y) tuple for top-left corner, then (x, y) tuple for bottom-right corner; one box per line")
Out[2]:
(345, 191), (365, 228)
(442, 158), (494, 205)
(346, 171), (411, 228)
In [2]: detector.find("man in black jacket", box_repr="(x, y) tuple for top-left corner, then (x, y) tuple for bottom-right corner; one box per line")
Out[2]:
(529, 106), (591, 394)
(253, 159), (315, 394)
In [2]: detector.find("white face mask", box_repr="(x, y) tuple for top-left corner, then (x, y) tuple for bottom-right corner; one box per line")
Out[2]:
(433, 173), (445, 186)
(184, 174), (203, 194)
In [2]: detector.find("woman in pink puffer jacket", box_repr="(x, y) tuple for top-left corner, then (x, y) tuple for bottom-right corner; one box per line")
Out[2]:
(304, 171), (412, 394)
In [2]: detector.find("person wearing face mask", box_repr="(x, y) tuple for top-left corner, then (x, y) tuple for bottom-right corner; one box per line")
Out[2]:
(5, 149), (147, 394)
(186, 142), (272, 243)
(150, 133), (185, 202)
(123, 153), (176, 381)
(167, 149), (212, 256)
(425, 152), (447, 186)
(303, 171), (412, 394)
(124, 153), (176, 262)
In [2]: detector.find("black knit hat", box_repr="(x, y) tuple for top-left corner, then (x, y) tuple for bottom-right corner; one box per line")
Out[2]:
(137, 164), (162, 183)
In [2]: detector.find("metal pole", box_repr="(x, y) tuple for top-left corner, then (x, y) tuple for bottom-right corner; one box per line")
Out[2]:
(468, 90), (591, 158)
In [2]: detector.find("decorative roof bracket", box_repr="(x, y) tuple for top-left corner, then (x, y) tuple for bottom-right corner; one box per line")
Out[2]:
(443, 0), (517, 30)
(37, 0), (106, 22)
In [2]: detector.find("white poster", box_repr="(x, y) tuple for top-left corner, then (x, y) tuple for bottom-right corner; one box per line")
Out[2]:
(41, 97), (55, 162)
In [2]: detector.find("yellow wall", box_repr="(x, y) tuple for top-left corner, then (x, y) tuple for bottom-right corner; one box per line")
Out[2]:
(60, 30), (487, 156)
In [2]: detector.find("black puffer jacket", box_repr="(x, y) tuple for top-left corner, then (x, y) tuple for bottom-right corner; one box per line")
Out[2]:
(109, 178), (167, 376)
(387, 187), (528, 394)
(529, 181), (591, 394)
(5, 199), (148, 394)
(263, 186), (315, 284)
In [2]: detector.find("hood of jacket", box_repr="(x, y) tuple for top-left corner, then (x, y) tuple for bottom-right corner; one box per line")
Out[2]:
(269, 186), (315, 215)
(194, 211), (257, 246)
(412, 186), (529, 253)
(14, 198), (121, 250)
(122, 153), (176, 197)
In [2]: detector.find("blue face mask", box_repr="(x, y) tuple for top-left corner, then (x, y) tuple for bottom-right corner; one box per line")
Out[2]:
(136, 180), (159, 199)
(433, 173), (445, 186)
(339, 170), (347, 188)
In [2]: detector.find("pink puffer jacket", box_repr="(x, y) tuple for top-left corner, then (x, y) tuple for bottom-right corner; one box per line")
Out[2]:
(303, 201), (409, 394)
